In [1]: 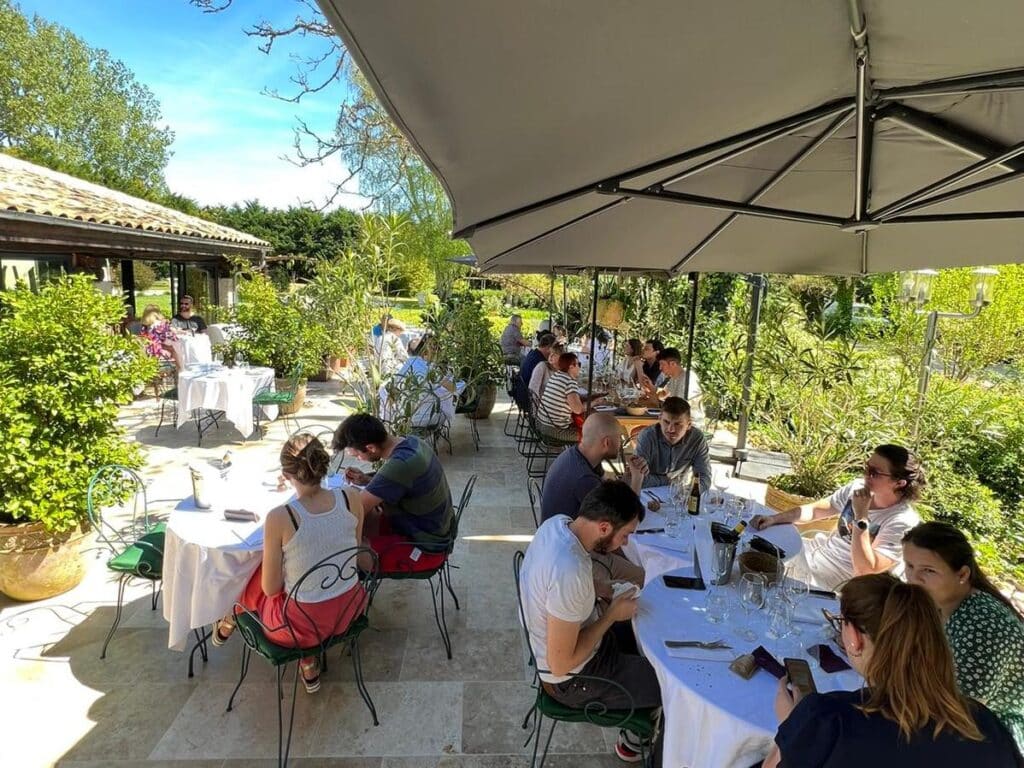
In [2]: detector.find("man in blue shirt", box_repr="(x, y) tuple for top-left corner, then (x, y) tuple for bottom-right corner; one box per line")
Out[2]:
(515, 332), (555, 409)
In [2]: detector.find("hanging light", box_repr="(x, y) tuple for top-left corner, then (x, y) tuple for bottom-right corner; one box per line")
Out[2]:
(899, 269), (937, 306)
(971, 267), (998, 308)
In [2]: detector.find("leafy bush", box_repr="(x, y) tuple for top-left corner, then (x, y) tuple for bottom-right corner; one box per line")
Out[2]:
(230, 272), (329, 378)
(0, 276), (156, 533)
(133, 261), (157, 292)
(304, 254), (375, 359)
(423, 293), (503, 386)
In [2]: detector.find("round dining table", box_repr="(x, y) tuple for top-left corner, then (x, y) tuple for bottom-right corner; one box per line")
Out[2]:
(625, 488), (860, 768)
(176, 363), (277, 438)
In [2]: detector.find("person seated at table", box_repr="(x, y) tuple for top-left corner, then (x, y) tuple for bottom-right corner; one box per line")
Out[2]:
(500, 313), (530, 362)
(528, 342), (566, 399)
(370, 313), (392, 339)
(380, 335), (457, 427)
(170, 294), (207, 334)
(638, 339), (664, 393)
(521, 480), (662, 764)
(653, 348), (703, 421)
(764, 573), (1022, 768)
(515, 332), (556, 410)
(634, 396), (711, 492)
(541, 413), (648, 589)
(552, 324), (569, 345)
(617, 338), (645, 386)
(750, 444), (924, 591)
(211, 433), (367, 694)
(536, 352), (586, 442)
(902, 522), (1024, 750)
(139, 305), (183, 370)
(373, 317), (409, 374)
(332, 413), (454, 573)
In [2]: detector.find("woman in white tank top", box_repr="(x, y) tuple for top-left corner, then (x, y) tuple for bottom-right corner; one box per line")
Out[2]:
(211, 434), (367, 694)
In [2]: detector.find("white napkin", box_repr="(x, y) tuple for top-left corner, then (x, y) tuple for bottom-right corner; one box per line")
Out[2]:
(641, 534), (691, 554)
(793, 596), (839, 624)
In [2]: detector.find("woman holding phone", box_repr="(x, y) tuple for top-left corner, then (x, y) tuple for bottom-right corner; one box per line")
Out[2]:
(763, 573), (1021, 767)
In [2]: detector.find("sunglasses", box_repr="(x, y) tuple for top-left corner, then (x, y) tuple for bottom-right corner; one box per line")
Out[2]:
(864, 463), (893, 479)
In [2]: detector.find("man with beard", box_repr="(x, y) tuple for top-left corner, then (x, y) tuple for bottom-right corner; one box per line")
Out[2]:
(519, 481), (662, 763)
(635, 396), (711, 492)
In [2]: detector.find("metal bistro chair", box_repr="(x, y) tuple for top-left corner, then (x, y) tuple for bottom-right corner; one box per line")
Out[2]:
(254, 364), (305, 437)
(527, 477), (544, 529)
(503, 361), (523, 437)
(374, 474), (477, 660)
(526, 393), (577, 480)
(154, 367), (223, 446)
(454, 381), (482, 452)
(512, 551), (658, 768)
(290, 424), (348, 478)
(227, 546), (382, 768)
(87, 465), (165, 660)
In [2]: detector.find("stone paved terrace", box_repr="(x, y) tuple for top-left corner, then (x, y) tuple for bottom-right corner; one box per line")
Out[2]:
(0, 381), (766, 768)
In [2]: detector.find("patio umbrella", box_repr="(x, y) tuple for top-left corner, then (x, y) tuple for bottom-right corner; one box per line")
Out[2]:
(317, 0), (1024, 276)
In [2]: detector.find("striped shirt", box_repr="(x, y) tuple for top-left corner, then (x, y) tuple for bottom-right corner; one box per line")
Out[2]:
(538, 371), (576, 429)
(366, 436), (453, 548)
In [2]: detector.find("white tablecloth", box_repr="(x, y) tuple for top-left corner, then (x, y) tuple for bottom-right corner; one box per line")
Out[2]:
(623, 487), (803, 580)
(178, 334), (212, 366)
(161, 469), (294, 651)
(176, 364), (277, 438)
(626, 490), (857, 768)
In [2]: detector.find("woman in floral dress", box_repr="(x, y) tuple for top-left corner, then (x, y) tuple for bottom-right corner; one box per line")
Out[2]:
(903, 521), (1024, 751)
(139, 305), (182, 370)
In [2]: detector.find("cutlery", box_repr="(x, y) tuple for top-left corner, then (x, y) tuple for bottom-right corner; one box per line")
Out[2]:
(643, 490), (660, 502)
(636, 527), (665, 534)
(664, 639), (732, 650)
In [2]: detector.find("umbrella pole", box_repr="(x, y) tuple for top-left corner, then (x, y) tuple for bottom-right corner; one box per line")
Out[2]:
(683, 272), (699, 399)
(586, 269), (599, 414)
(548, 272), (554, 331)
(562, 275), (568, 327)
(735, 275), (766, 469)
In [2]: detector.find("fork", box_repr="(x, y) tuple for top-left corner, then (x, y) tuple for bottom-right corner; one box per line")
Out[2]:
(664, 639), (732, 650)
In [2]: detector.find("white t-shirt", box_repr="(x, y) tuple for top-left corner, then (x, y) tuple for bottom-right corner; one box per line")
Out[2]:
(519, 515), (599, 683)
(803, 480), (920, 590)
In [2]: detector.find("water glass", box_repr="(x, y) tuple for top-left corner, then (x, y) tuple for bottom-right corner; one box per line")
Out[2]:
(705, 587), (730, 624)
(664, 506), (680, 538)
(736, 572), (766, 642)
(765, 586), (794, 640)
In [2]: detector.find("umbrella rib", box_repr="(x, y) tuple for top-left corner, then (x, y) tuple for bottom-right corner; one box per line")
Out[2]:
(452, 98), (854, 239)
(878, 167), (1024, 220)
(884, 211), (1024, 224)
(876, 67), (1024, 102)
(669, 109), (854, 274)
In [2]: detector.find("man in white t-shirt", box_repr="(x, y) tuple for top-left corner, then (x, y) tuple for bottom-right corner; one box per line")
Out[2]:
(519, 480), (661, 763)
(751, 444), (925, 591)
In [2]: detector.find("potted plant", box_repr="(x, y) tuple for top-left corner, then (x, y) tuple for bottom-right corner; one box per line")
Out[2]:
(596, 276), (629, 331)
(229, 273), (327, 414)
(424, 293), (504, 418)
(304, 254), (374, 379)
(0, 276), (156, 600)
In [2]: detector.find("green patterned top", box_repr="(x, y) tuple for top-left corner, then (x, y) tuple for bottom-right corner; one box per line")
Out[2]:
(946, 590), (1024, 752)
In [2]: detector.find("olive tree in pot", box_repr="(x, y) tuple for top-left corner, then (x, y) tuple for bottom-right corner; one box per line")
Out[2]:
(425, 293), (503, 418)
(228, 273), (329, 415)
(0, 276), (156, 600)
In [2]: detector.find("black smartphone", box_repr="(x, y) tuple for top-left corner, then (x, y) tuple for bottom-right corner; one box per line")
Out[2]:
(663, 574), (706, 590)
(752, 645), (786, 678)
(784, 657), (818, 695)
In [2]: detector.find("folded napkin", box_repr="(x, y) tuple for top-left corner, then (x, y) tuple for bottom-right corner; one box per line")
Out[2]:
(640, 534), (692, 554)
(793, 596), (839, 624)
(809, 644), (852, 673)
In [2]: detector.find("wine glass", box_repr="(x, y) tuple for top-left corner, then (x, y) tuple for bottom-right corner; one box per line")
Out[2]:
(711, 469), (731, 509)
(736, 572), (766, 642)
(765, 585), (794, 640)
(783, 576), (811, 636)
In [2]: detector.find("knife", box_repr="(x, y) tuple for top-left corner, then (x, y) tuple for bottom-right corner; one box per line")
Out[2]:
(636, 527), (665, 534)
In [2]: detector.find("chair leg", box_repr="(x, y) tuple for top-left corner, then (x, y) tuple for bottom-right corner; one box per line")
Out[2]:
(429, 574), (453, 660)
(282, 663), (301, 768)
(100, 574), (129, 660)
(349, 637), (379, 725)
(226, 645), (252, 712)
(443, 561), (460, 611)
(155, 398), (170, 437)
(535, 717), (558, 768)
(188, 627), (211, 678)
(150, 580), (159, 610)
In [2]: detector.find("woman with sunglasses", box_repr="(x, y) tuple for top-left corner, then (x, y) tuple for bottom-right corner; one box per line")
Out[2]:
(902, 522), (1024, 752)
(751, 444), (925, 590)
(764, 573), (1021, 768)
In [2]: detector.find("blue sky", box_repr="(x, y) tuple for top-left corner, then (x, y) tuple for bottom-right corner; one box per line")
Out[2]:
(16, 0), (367, 210)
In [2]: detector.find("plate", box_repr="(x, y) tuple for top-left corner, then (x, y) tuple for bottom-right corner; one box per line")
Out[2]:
(646, 408), (661, 416)
(593, 405), (616, 412)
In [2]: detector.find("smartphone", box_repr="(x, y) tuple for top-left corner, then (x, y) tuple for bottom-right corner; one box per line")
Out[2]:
(663, 574), (706, 590)
(784, 657), (818, 695)
(224, 508), (258, 522)
(808, 588), (837, 599)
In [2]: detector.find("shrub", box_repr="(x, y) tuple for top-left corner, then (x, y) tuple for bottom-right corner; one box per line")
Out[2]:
(133, 261), (157, 292)
(0, 276), (156, 533)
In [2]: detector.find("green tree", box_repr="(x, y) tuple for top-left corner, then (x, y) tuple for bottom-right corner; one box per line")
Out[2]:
(0, 0), (173, 196)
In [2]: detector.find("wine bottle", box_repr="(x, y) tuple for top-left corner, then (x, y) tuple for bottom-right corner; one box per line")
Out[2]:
(687, 474), (701, 516)
(731, 519), (748, 536)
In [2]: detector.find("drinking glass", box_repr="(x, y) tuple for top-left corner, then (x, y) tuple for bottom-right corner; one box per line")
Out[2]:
(736, 572), (766, 642)
(710, 469), (731, 509)
(765, 586), (794, 640)
(783, 576), (810, 635)
(705, 587), (730, 624)
(663, 505), (680, 538)
(711, 543), (734, 585)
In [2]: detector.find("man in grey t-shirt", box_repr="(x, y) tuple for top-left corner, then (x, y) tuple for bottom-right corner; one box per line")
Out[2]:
(634, 396), (712, 492)
(500, 314), (529, 360)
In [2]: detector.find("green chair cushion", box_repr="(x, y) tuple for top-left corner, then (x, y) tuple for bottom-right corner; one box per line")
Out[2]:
(235, 612), (369, 666)
(253, 390), (296, 406)
(536, 689), (657, 738)
(107, 527), (165, 578)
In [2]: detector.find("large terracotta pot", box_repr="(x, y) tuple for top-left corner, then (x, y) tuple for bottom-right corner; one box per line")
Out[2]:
(469, 383), (498, 419)
(0, 522), (91, 601)
(764, 483), (814, 512)
(275, 378), (308, 416)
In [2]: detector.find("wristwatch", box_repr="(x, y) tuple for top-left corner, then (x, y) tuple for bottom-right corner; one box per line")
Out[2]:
(855, 518), (869, 531)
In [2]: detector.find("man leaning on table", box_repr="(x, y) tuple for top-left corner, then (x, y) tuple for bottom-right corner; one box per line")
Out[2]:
(520, 480), (662, 764)
(634, 396), (712, 492)
(332, 413), (454, 573)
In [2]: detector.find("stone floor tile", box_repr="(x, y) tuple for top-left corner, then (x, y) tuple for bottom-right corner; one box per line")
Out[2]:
(308, 682), (462, 757)
(400, 627), (523, 682)
(329, 628), (407, 683)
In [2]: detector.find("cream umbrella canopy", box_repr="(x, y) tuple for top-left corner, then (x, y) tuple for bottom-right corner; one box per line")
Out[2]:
(316, 0), (1024, 275)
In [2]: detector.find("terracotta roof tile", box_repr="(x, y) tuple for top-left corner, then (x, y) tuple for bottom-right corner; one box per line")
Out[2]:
(0, 153), (270, 250)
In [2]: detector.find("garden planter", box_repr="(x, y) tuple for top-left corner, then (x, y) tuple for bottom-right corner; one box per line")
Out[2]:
(0, 522), (91, 601)
(596, 299), (625, 330)
(276, 378), (308, 416)
(469, 383), (498, 419)
(764, 483), (814, 513)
